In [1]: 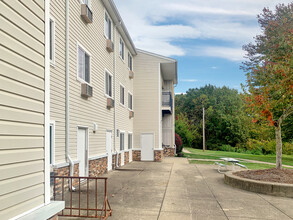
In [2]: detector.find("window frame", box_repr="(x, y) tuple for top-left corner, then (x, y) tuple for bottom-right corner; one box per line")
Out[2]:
(105, 69), (113, 98)
(128, 52), (133, 71)
(49, 17), (55, 66)
(77, 43), (91, 84)
(120, 84), (125, 106)
(81, 0), (91, 8)
(49, 121), (55, 166)
(104, 11), (112, 40)
(128, 92), (133, 110)
(119, 38), (125, 60)
(128, 132), (133, 150)
(120, 131), (125, 151)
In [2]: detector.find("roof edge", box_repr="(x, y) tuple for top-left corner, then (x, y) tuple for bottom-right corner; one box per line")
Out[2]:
(136, 49), (177, 62)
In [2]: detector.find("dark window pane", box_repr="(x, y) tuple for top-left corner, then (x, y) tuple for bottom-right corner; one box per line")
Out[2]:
(85, 54), (90, 83)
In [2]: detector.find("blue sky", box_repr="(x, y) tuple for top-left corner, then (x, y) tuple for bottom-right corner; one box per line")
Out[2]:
(113, 0), (291, 94)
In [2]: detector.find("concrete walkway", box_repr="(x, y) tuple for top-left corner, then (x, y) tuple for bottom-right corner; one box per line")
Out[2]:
(61, 158), (293, 219)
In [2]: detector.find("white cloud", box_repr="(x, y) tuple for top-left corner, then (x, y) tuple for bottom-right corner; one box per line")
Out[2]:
(113, 0), (292, 59)
(180, 79), (198, 82)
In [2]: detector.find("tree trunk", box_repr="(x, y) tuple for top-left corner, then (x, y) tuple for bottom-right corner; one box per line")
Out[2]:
(275, 125), (282, 169)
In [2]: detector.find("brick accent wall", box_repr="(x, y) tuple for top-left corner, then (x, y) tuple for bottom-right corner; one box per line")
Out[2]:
(132, 150), (141, 161)
(124, 151), (129, 164)
(48, 214), (58, 220)
(89, 157), (107, 177)
(163, 147), (175, 157)
(154, 150), (163, 162)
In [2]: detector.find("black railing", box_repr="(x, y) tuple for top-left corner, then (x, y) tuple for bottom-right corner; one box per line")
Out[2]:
(162, 91), (173, 112)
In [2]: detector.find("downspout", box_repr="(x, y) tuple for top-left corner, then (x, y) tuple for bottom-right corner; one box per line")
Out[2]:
(65, 0), (75, 183)
(113, 21), (122, 168)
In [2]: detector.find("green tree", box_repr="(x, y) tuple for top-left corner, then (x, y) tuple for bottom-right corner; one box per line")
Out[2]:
(242, 3), (293, 168)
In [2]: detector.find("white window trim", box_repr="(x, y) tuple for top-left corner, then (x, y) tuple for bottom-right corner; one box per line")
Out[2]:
(76, 42), (92, 85)
(104, 68), (113, 98)
(104, 9), (112, 40)
(128, 132), (133, 150)
(49, 16), (55, 66)
(120, 130), (125, 152)
(49, 121), (55, 166)
(119, 37), (125, 61)
(128, 91), (133, 111)
(80, 0), (91, 8)
(128, 52), (133, 71)
(120, 83), (125, 107)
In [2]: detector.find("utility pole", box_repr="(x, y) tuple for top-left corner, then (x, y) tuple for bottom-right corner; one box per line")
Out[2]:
(203, 107), (205, 152)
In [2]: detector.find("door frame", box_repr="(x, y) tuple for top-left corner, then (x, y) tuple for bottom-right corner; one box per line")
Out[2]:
(140, 133), (155, 161)
(77, 126), (89, 177)
(106, 130), (112, 171)
(120, 130), (125, 166)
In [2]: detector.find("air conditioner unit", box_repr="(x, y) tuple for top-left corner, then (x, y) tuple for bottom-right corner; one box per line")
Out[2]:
(107, 98), (114, 109)
(129, 70), (134, 79)
(106, 39), (114, 53)
(81, 83), (93, 97)
(81, 4), (93, 23)
(129, 110), (134, 118)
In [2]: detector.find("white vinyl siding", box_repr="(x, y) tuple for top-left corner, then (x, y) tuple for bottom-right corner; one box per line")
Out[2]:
(49, 18), (55, 65)
(105, 71), (112, 97)
(128, 92), (133, 110)
(104, 12), (111, 40)
(77, 45), (90, 83)
(119, 38), (124, 60)
(128, 52), (133, 71)
(120, 85), (125, 106)
(120, 132), (125, 151)
(0, 0), (46, 219)
(128, 133), (132, 149)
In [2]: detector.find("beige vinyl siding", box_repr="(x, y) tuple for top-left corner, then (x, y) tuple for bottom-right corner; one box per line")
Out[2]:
(133, 52), (168, 149)
(0, 0), (45, 219)
(50, 0), (117, 164)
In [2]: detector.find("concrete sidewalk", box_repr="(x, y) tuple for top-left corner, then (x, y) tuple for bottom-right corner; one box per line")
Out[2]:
(61, 158), (293, 219)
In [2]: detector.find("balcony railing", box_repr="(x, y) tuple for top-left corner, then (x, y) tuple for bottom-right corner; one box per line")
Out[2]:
(162, 91), (173, 113)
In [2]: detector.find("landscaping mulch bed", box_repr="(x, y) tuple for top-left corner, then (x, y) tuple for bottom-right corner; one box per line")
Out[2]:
(234, 168), (293, 184)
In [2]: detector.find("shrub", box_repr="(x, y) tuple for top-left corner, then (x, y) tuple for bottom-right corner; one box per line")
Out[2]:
(219, 145), (235, 152)
(283, 142), (293, 155)
(175, 133), (183, 153)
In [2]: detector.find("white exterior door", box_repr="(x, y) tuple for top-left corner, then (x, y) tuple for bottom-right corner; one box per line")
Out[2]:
(106, 131), (112, 171)
(77, 127), (88, 177)
(141, 133), (154, 161)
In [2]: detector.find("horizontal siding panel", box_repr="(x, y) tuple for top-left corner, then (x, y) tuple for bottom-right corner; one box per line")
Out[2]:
(0, 172), (43, 196)
(0, 90), (44, 113)
(0, 121), (44, 136)
(0, 106), (44, 125)
(2, 0), (44, 32)
(1, 16), (44, 54)
(34, 0), (44, 10)
(1, 31), (44, 65)
(0, 195), (43, 220)
(0, 160), (43, 180)
(19, 0), (44, 20)
(0, 149), (43, 166)
(0, 61), (44, 90)
(1, 46), (44, 78)
(0, 136), (43, 150)
(0, 75), (44, 101)
(0, 183), (44, 211)
(0, 1), (44, 43)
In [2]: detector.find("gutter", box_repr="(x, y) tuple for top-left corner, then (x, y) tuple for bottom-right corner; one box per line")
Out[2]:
(65, 0), (75, 183)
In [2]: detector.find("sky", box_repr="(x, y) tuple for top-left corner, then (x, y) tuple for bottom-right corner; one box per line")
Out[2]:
(113, 0), (292, 94)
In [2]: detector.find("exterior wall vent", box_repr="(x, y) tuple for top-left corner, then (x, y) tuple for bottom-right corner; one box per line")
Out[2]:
(107, 98), (114, 109)
(81, 4), (93, 23)
(106, 39), (114, 53)
(81, 83), (93, 97)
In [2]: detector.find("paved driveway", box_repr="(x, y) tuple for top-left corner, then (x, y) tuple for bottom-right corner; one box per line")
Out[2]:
(61, 157), (293, 219)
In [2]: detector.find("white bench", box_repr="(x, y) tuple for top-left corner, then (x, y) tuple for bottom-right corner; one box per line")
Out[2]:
(214, 162), (227, 173)
(235, 163), (248, 169)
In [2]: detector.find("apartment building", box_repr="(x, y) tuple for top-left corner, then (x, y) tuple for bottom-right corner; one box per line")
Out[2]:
(0, 0), (64, 219)
(49, 0), (178, 178)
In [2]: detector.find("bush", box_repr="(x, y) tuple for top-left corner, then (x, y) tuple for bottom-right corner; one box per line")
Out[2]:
(219, 145), (235, 152)
(175, 133), (183, 153)
(283, 142), (293, 155)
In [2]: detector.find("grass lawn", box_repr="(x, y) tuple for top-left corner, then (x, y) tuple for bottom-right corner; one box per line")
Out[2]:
(184, 147), (293, 167)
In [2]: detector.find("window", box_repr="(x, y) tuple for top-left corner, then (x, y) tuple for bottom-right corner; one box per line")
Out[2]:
(105, 71), (112, 97)
(119, 38), (124, 60)
(104, 12), (111, 40)
(128, 133), (132, 150)
(128, 53), (133, 71)
(120, 85), (125, 105)
(83, 0), (91, 8)
(120, 132), (125, 151)
(49, 123), (55, 165)
(78, 45), (90, 83)
(49, 18), (55, 64)
(128, 93), (133, 110)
